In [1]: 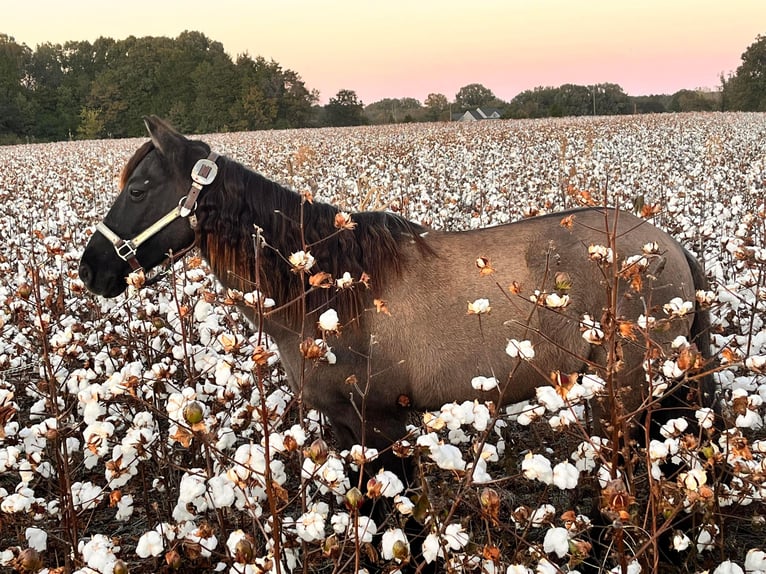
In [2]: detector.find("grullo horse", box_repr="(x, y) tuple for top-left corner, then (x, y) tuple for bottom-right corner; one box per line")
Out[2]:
(79, 116), (714, 483)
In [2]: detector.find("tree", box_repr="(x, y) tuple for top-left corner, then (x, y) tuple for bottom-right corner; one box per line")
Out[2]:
(669, 89), (717, 112)
(424, 93), (449, 121)
(722, 34), (766, 111)
(325, 89), (366, 127)
(364, 98), (423, 124)
(455, 83), (495, 109)
(0, 34), (32, 139)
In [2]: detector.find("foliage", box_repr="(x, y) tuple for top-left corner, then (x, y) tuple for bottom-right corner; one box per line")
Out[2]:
(424, 93), (450, 121)
(364, 97), (424, 124)
(0, 31), (317, 140)
(325, 89), (367, 127)
(455, 83), (497, 109)
(722, 34), (766, 111)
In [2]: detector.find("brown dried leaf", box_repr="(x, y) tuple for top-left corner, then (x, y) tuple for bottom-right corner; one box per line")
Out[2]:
(476, 256), (495, 276)
(560, 214), (576, 230)
(170, 426), (193, 448)
(374, 298), (390, 315)
(551, 371), (577, 399)
(618, 321), (638, 341)
(309, 271), (334, 288)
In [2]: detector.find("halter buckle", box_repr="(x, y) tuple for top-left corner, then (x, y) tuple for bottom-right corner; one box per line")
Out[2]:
(191, 158), (218, 186)
(115, 240), (138, 262)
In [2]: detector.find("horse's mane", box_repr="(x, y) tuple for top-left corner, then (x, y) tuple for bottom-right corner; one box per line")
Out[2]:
(120, 140), (154, 189)
(194, 153), (433, 329)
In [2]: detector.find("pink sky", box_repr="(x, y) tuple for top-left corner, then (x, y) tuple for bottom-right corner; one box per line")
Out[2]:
(4, 0), (764, 104)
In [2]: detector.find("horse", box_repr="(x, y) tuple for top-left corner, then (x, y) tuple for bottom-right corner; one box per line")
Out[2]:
(79, 116), (715, 484)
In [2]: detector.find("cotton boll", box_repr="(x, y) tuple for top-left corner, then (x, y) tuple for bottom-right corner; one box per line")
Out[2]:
(543, 527), (569, 558)
(713, 560), (744, 574)
(521, 453), (553, 485)
(25, 527), (47, 552)
(552, 462), (580, 490)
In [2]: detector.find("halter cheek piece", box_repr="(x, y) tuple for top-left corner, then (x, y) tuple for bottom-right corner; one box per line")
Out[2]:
(95, 151), (219, 271)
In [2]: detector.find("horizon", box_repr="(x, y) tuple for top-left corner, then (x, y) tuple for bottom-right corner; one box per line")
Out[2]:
(3, 0), (764, 105)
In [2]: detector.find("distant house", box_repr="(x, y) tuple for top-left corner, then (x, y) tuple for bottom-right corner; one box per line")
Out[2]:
(452, 107), (502, 121)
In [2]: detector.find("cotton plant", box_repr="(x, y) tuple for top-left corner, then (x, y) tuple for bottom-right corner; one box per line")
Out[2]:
(3, 115), (766, 573)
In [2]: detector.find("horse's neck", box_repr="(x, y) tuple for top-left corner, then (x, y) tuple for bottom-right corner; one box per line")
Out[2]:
(198, 172), (337, 328)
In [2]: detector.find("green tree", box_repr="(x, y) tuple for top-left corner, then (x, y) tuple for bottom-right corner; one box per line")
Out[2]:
(424, 93), (449, 121)
(325, 89), (366, 126)
(669, 89), (717, 112)
(233, 54), (315, 130)
(722, 34), (766, 111)
(364, 98), (423, 124)
(0, 34), (32, 139)
(455, 83), (495, 109)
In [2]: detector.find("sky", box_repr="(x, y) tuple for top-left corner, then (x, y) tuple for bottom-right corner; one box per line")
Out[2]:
(4, 0), (764, 104)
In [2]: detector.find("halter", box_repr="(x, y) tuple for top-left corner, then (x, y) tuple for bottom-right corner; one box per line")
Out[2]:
(96, 151), (219, 271)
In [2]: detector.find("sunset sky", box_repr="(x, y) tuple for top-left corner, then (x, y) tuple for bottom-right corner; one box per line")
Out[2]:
(4, 0), (764, 104)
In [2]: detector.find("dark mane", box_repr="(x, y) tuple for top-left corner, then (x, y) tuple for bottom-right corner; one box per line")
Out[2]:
(120, 141), (155, 189)
(195, 154), (433, 328)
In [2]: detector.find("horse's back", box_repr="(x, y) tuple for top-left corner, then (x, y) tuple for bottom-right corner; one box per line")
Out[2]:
(369, 207), (697, 411)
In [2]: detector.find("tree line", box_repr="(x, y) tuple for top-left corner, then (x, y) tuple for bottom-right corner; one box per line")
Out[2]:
(1, 31), (765, 143)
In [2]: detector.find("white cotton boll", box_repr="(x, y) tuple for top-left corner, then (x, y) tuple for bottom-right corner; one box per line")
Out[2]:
(354, 516), (377, 543)
(662, 360), (685, 379)
(649, 439), (669, 462)
(318, 308), (339, 332)
(517, 404), (545, 426)
(679, 468), (707, 491)
(394, 494), (414, 516)
(471, 458), (492, 483)
(422, 532), (442, 563)
(697, 527), (716, 553)
(664, 297), (694, 317)
(115, 494), (134, 521)
(443, 523), (469, 550)
(736, 409), (763, 430)
(506, 339), (535, 360)
(374, 470), (405, 497)
(506, 565), (534, 574)
(521, 453), (553, 485)
(609, 560), (641, 574)
(295, 511), (325, 542)
(471, 375), (498, 391)
(529, 504), (556, 527)
(660, 417), (689, 438)
(136, 529), (164, 557)
(552, 462), (580, 490)
(745, 549), (766, 572)
(543, 527), (569, 558)
(467, 298), (491, 314)
(208, 474), (236, 509)
(713, 560), (744, 574)
(25, 527), (47, 551)
(381, 528), (409, 561)
(429, 443), (466, 471)
(536, 386), (565, 412)
(672, 530), (691, 551)
(696, 407), (716, 429)
(580, 374), (606, 397)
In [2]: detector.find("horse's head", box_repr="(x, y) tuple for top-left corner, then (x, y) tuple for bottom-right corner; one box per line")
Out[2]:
(79, 116), (218, 297)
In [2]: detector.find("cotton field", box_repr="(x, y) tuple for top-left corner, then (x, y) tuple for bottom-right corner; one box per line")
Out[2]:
(1, 113), (766, 574)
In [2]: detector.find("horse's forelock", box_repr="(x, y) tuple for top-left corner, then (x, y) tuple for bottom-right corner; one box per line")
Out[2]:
(119, 140), (155, 190)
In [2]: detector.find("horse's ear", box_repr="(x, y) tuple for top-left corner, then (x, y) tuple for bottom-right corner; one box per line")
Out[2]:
(143, 115), (185, 157)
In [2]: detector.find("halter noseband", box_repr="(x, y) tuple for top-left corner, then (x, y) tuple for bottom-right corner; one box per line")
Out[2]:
(96, 151), (219, 271)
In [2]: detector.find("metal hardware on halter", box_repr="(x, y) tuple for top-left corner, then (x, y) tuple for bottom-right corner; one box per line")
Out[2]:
(191, 158), (218, 186)
(95, 150), (220, 272)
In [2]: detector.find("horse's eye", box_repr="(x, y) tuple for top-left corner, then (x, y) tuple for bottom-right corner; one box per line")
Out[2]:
(129, 187), (147, 200)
